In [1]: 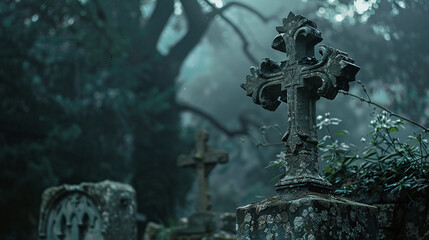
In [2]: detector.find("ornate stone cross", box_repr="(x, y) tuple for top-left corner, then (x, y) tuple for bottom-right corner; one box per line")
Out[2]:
(241, 12), (360, 193)
(178, 130), (228, 212)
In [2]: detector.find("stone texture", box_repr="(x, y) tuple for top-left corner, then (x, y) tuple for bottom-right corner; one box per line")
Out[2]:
(38, 180), (137, 240)
(241, 12), (359, 192)
(143, 212), (236, 240)
(374, 196), (429, 240)
(238, 11), (377, 240)
(236, 193), (378, 240)
(374, 204), (396, 229)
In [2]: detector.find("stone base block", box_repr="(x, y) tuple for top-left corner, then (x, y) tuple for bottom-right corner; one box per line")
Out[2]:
(236, 192), (378, 240)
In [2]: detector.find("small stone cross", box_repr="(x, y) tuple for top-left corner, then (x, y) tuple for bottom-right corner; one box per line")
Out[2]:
(241, 12), (360, 193)
(178, 130), (228, 212)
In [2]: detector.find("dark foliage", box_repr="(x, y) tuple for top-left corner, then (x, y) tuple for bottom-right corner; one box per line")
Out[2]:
(0, 0), (195, 238)
(318, 111), (429, 201)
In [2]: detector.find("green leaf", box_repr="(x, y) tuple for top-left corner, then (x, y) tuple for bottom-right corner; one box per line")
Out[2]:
(265, 161), (284, 169)
(335, 130), (349, 135)
(364, 151), (376, 159)
(379, 152), (401, 162)
(389, 127), (399, 133)
(408, 136), (418, 141)
(395, 120), (405, 125)
(271, 173), (284, 181)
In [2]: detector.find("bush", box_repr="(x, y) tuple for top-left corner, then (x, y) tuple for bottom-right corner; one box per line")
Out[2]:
(319, 111), (429, 200)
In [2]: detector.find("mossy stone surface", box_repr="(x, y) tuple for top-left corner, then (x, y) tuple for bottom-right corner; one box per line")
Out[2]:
(236, 192), (378, 240)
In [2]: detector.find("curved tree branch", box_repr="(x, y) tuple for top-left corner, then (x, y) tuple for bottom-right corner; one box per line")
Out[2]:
(178, 102), (286, 146)
(141, 0), (175, 56)
(218, 14), (258, 64)
(204, 0), (269, 64)
(165, 1), (210, 77)
(177, 102), (259, 137)
(212, 6), (258, 64)
(206, 1), (278, 23)
(339, 90), (429, 132)
(166, 0), (277, 74)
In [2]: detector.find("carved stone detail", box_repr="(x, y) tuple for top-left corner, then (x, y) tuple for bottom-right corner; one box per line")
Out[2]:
(38, 180), (137, 240)
(241, 12), (360, 192)
(41, 192), (104, 240)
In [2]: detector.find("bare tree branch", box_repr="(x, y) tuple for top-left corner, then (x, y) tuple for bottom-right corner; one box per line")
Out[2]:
(206, 1), (279, 23)
(339, 90), (429, 132)
(141, 0), (175, 55)
(168, 0), (277, 70)
(165, 1), (210, 76)
(219, 13), (258, 64)
(204, 0), (260, 64)
(177, 102), (259, 137)
(177, 102), (286, 148)
(255, 125), (284, 147)
(356, 80), (371, 102)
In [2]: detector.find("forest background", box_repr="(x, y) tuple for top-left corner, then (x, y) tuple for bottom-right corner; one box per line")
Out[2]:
(1, 0), (428, 239)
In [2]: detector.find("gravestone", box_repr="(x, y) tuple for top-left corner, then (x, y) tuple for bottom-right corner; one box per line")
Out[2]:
(176, 129), (229, 234)
(38, 180), (137, 240)
(237, 12), (378, 239)
(143, 130), (235, 240)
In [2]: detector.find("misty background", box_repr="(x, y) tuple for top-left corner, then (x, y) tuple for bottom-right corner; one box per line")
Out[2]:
(1, 0), (428, 239)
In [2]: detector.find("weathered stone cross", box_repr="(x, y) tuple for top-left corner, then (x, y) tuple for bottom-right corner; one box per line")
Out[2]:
(178, 130), (228, 212)
(241, 12), (360, 193)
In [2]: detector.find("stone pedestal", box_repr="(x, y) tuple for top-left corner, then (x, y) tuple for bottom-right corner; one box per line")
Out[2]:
(38, 180), (137, 240)
(236, 192), (378, 240)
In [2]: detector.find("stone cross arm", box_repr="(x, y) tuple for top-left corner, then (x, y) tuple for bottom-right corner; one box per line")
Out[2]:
(240, 12), (360, 193)
(241, 46), (360, 112)
(241, 12), (359, 112)
(177, 150), (228, 170)
(177, 129), (228, 172)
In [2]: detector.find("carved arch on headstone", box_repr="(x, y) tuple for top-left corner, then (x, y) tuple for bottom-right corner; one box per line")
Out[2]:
(39, 190), (105, 240)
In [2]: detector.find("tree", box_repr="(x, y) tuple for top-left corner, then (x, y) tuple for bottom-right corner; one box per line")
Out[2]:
(0, 0), (273, 238)
(301, 0), (429, 125)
